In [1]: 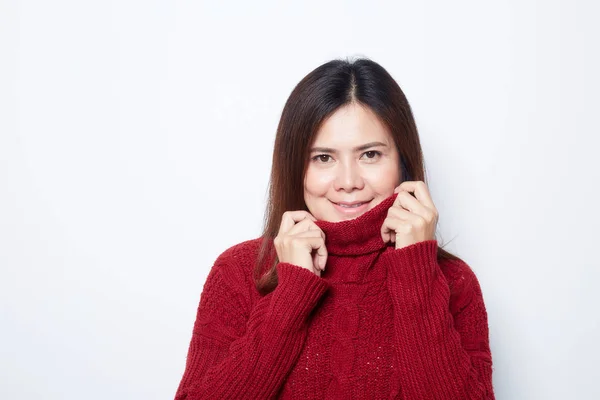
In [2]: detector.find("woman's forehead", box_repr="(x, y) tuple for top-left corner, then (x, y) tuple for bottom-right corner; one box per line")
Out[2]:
(312, 104), (392, 149)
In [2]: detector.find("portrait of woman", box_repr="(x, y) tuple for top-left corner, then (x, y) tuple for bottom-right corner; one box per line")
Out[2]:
(174, 58), (495, 399)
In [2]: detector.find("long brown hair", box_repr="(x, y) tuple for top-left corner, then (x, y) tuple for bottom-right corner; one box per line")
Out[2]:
(254, 57), (460, 295)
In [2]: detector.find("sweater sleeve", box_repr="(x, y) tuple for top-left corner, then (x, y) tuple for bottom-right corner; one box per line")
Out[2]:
(174, 260), (329, 400)
(382, 239), (495, 400)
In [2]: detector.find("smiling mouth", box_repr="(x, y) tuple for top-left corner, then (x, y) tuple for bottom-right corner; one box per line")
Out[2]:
(335, 202), (367, 208)
(330, 199), (373, 214)
(332, 198), (373, 206)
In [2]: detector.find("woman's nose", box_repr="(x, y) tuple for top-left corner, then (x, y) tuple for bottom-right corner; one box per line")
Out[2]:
(333, 162), (364, 192)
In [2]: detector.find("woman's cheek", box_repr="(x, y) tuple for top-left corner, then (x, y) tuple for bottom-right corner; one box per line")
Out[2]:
(367, 165), (400, 191)
(305, 169), (335, 194)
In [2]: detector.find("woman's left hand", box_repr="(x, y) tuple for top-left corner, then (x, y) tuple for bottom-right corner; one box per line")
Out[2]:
(381, 181), (439, 250)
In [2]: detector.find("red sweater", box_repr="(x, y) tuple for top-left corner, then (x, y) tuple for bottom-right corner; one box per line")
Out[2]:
(174, 193), (495, 399)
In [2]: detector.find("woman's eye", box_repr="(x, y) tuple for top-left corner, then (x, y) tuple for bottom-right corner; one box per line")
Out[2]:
(313, 154), (332, 163)
(363, 150), (381, 160)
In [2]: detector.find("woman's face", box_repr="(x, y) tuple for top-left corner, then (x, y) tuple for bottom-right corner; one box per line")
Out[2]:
(304, 103), (401, 222)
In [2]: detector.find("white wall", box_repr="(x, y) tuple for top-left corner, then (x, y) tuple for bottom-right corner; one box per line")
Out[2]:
(1, 1), (599, 399)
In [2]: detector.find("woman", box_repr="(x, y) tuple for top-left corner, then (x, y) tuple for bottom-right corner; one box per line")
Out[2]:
(174, 58), (495, 399)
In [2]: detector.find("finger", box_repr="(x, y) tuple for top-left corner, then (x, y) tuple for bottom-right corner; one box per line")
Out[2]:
(393, 190), (434, 223)
(395, 181), (435, 210)
(381, 216), (406, 243)
(392, 192), (429, 216)
(296, 236), (326, 271)
(390, 206), (427, 227)
(282, 215), (319, 238)
(293, 230), (328, 270)
(287, 219), (326, 240)
(387, 205), (412, 219)
(381, 214), (399, 243)
(315, 240), (328, 270)
(312, 251), (320, 271)
(279, 211), (317, 235)
(291, 229), (323, 239)
(381, 211), (414, 242)
(312, 245), (328, 271)
(383, 205), (412, 240)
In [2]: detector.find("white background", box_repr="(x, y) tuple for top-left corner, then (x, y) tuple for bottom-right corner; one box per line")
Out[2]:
(1, 1), (599, 399)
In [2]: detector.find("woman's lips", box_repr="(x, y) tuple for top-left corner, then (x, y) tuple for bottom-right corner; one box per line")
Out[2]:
(331, 200), (371, 215)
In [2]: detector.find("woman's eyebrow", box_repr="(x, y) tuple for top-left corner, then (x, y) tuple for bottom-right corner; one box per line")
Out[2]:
(310, 141), (388, 153)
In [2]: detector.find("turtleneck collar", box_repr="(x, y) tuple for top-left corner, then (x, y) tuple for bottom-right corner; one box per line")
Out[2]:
(314, 192), (399, 256)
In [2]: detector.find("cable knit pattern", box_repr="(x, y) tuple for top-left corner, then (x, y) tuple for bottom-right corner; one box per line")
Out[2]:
(174, 193), (495, 399)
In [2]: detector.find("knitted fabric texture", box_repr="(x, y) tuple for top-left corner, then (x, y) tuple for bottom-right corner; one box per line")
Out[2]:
(174, 192), (495, 399)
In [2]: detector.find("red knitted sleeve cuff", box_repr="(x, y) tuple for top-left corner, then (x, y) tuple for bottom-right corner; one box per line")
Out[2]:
(383, 239), (440, 293)
(267, 262), (330, 331)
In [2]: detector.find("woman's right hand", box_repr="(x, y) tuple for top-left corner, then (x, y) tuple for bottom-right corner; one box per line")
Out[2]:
(274, 211), (328, 276)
